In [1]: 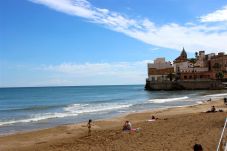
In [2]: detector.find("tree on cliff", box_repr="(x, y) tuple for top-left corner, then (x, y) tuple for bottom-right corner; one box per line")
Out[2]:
(216, 71), (224, 80)
(167, 73), (175, 81)
(189, 58), (196, 70)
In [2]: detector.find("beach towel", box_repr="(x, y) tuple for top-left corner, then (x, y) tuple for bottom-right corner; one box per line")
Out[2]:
(131, 128), (140, 132)
(123, 128), (140, 133)
(147, 119), (156, 122)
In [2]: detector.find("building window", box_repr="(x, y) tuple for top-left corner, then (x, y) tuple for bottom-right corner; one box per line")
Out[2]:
(184, 76), (187, 79)
(189, 76), (192, 79)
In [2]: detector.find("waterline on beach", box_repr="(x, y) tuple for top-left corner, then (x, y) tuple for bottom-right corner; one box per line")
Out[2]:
(0, 85), (227, 135)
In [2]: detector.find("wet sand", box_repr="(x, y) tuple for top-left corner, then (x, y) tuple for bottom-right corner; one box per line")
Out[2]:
(0, 99), (227, 151)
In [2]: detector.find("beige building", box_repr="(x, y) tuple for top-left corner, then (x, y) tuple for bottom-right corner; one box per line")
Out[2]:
(147, 58), (174, 81)
(148, 58), (172, 69)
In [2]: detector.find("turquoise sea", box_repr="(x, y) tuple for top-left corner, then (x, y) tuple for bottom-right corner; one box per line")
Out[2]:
(0, 85), (227, 135)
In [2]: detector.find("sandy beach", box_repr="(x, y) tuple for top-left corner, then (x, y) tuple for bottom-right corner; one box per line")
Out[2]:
(0, 99), (227, 151)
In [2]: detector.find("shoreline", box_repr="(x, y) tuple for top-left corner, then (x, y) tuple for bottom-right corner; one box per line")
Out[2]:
(0, 99), (204, 137)
(0, 99), (227, 151)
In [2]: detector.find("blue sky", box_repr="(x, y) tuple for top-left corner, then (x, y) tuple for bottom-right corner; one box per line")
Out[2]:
(1, 0), (227, 87)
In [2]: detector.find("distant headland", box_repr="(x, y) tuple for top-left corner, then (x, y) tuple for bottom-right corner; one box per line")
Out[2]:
(145, 48), (227, 90)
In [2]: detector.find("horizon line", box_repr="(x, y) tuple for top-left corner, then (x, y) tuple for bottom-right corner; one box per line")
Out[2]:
(0, 83), (145, 89)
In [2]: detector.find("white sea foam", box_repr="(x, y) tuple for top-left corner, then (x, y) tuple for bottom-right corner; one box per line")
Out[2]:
(203, 93), (227, 97)
(0, 112), (78, 126)
(0, 103), (132, 126)
(64, 103), (132, 114)
(196, 101), (204, 104)
(148, 96), (189, 103)
(118, 111), (127, 113)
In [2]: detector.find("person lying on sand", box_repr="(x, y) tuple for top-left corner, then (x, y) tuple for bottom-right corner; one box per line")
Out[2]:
(147, 115), (158, 122)
(206, 106), (224, 113)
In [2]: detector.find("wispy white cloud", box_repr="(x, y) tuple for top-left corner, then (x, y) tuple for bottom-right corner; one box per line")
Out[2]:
(200, 5), (227, 22)
(30, 0), (227, 52)
(37, 60), (152, 85)
(150, 47), (160, 51)
(1, 60), (152, 87)
(41, 60), (150, 76)
(30, 0), (95, 18)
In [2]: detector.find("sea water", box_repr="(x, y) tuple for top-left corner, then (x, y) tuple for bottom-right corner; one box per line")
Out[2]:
(0, 85), (227, 135)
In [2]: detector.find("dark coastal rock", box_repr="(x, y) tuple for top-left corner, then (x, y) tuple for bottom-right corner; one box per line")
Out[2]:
(145, 80), (224, 91)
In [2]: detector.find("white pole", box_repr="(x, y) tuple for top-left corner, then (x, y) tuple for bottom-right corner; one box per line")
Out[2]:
(217, 118), (227, 151)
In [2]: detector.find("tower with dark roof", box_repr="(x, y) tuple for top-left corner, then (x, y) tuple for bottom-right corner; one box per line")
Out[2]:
(174, 47), (188, 63)
(180, 47), (187, 58)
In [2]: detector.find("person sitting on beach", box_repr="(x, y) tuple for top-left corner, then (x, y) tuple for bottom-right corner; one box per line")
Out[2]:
(122, 121), (141, 132)
(87, 119), (93, 136)
(122, 121), (132, 131)
(206, 106), (217, 113)
(224, 98), (227, 105)
(193, 144), (203, 151)
(211, 106), (216, 112)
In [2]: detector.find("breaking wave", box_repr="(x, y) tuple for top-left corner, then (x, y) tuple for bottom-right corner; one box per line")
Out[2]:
(0, 103), (132, 126)
(64, 103), (132, 114)
(148, 96), (189, 103)
(0, 112), (78, 126)
(203, 93), (227, 97)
